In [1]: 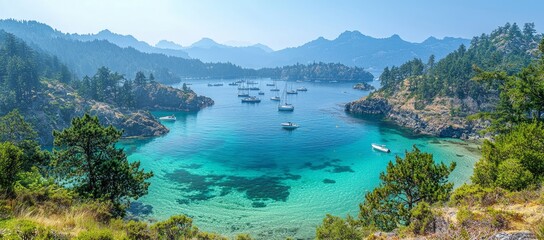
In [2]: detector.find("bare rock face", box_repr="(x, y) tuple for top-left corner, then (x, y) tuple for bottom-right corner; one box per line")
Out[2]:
(345, 89), (491, 139)
(24, 81), (170, 145)
(89, 103), (169, 138)
(493, 231), (536, 240)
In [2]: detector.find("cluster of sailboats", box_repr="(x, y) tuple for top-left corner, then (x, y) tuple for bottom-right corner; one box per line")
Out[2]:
(161, 79), (308, 130)
(233, 80), (307, 114)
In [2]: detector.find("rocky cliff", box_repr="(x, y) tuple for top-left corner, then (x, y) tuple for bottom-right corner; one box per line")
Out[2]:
(133, 82), (214, 111)
(345, 80), (493, 139)
(24, 81), (169, 145)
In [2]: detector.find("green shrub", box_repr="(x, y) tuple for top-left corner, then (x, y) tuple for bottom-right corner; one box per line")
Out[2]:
(197, 231), (227, 240)
(235, 233), (253, 240)
(450, 184), (506, 206)
(0, 219), (65, 240)
(14, 168), (76, 215)
(456, 208), (476, 227)
(152, 215), (198, 239)
(125, 220), (152, 240)
(496, 158), (534, 191)
(76, 229), (114, 240)
(408, 201), (435, 235)
(0, 142), (23, 195)
(316, 214), (363, 240)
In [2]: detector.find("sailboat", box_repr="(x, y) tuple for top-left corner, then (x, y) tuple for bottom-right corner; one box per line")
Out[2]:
(237, 82), (250, 97)
(270, 80), (280, 91)
(286, 83), (298, 94)
(278, 83), (294, 111)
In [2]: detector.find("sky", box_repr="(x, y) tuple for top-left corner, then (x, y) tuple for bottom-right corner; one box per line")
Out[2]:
(1, 0), (543, 50)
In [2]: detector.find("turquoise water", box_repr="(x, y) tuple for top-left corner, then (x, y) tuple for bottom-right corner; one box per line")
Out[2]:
(120, 79), (480, 239)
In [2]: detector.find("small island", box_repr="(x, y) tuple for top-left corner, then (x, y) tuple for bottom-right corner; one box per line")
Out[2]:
(353, 82), (376, 91)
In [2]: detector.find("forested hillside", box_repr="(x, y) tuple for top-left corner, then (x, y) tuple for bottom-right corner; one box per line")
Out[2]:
(257, 62), (374, 82)
(0, 20), (252, 83)
(0, 31), (213, 145)
(346, 23), (543, 138)
(0, 20), (375, 83)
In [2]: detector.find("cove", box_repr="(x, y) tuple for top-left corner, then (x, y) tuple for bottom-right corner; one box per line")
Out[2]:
(119, 80), (480, 239)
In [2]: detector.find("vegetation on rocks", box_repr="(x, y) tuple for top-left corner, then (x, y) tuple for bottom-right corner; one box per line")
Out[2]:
(346, 23), (543, 139)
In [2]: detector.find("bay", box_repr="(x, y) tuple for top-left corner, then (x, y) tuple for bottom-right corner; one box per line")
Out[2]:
(119, 79), (480, 239)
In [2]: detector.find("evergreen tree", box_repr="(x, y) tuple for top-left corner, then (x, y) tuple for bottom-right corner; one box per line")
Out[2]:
(472, 121), (544, 190)
(134, 71), (147, 86)
(52, 113), (153, 216)
(0, 141), (23, 196)
(0, 109), (48, 170)
(359, 146), (455, 231)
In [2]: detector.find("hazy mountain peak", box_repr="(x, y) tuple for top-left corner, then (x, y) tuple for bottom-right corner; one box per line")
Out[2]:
(155, 40), (184, 50)
(190, 37), (224, 49)
(422, 36), (439, 44)
(251, 43), (273, 52)
(337, 30), (366, 40)
(97, 29), (113, 34)
(389, 34), (403, 41)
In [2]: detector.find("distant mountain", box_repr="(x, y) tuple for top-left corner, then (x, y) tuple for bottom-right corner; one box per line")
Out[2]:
(155, 40), (184, 50)
(0, 19), (251, 83)
(154, 30), (469, 72)
(189, 37), (225, 49)
(252, 43), (274, 53)
(69, 29), (190, 58)
(183, 38), (272, 68)
(268, 31), (470, 74)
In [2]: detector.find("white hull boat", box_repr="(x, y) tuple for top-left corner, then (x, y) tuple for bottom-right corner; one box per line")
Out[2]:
(159, 115), (176, 121)
(281, 122), (299, 129)
(371, 143), (390, 153)
(278, 104), (294, 111)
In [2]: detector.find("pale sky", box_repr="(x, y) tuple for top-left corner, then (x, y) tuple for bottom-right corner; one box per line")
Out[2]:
(1, 0), (543, 50)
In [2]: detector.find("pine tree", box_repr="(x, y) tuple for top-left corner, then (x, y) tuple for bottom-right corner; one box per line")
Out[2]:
(52, 114), (153, 216)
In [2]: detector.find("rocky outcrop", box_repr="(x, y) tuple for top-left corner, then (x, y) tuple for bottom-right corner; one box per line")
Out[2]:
(353, 82), (376, 91)
(24, 81), (169, 145)
(345, 84), (493, 139)
(134, 82), (214, 111)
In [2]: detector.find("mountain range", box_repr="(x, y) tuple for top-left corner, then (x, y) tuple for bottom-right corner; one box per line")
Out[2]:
(161, 31), (470, 73)
(0, 19), (469, 81)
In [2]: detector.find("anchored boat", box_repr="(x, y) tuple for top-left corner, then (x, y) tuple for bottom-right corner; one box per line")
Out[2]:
(371, 143), (390, 153)
(241, 96), (261, 103)
(281, 122), (299, 130)
(159, 115), (176, 121)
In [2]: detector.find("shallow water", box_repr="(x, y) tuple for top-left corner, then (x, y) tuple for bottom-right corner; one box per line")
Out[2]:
(119, 79), (480, 239)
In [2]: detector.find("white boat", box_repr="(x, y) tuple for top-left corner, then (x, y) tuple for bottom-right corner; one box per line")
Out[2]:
(241, 96), (261, 103)
(286, 90), (298, 94)
(278, 83), (294, 111)
(278, 103), (294, 111)
(159, 115), (176, 121)
(296, 87), (307, 91)
(371, 143), (390, 153)
(281, 122), (299, 129)
(270, 88), (280, 92)
(270, 96), (280, 101)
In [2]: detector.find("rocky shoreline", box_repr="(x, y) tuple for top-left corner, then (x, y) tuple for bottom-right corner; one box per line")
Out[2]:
(26, 81), (213, 145)
(345, 95), (491, 140)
